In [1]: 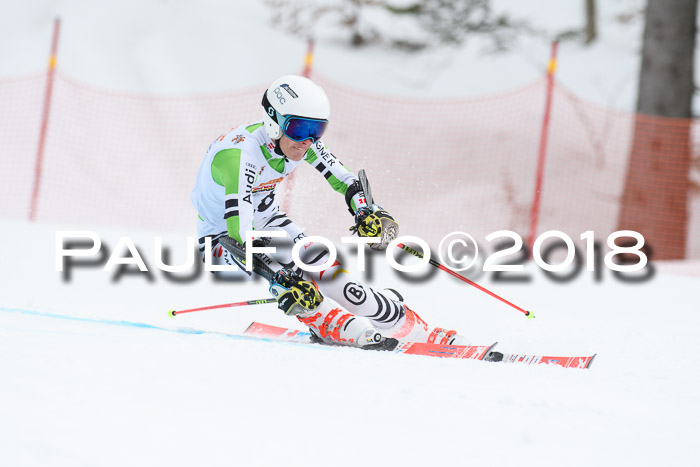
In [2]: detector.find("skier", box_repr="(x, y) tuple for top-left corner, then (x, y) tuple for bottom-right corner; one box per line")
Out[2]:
(191, 75), (467, 350)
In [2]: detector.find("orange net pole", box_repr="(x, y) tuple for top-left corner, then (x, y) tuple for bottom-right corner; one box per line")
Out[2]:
(29, 17), (61, 221)
(302, 38), (315, 78)
(527, 41), (558, 254)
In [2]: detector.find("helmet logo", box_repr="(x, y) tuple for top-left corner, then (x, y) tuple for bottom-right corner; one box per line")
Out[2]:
(280, 83), (299, 98)
(273, 87), (286, 105)
(267, 107), (275, 117)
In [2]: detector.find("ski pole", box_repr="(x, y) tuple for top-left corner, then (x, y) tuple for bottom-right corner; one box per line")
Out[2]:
(168, 298), (277, 317)
(397, 243), (535, 319)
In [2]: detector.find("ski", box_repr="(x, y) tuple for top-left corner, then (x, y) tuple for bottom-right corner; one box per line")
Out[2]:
(244, 321), (496, 360)
(244, 322), (596, 369)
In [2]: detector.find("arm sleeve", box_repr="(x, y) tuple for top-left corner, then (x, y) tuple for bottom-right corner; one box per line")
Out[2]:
(304, 140), (368, 213)
(211, 148), (258, 245)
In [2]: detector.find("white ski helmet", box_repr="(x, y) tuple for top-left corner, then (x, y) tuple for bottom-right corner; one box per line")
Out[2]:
(261, 75), (331, 141)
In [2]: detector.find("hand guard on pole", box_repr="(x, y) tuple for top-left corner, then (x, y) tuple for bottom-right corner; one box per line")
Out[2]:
(269, 268), (323, 316)
(349, 204), (399, 251)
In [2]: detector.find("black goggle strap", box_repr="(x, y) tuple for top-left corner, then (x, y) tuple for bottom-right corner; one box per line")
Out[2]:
(261, 91), (278, 124)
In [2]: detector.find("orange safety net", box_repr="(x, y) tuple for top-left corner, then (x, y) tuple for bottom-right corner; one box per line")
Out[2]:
(0, 71), (698, 259)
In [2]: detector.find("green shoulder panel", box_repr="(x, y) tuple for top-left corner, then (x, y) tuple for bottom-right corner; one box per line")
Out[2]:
(211, 148), (241, 191)
(246, 123), (264, 134)
(260, 144), (285, 173)
(211, 148), (243, 243)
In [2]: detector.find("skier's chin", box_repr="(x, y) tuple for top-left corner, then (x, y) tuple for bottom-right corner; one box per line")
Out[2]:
(279, 135), (310, 161)
(286, 148), (306, 161)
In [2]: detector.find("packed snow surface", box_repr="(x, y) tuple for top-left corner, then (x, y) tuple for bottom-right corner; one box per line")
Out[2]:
(1, 220), (698, 466)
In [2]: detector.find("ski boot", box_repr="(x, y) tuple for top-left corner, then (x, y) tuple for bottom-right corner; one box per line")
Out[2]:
(300, 304), (399, 351)
(270, 268), (398, 351)
(427, 327), (469, 346)
(376, 293), (469, 346)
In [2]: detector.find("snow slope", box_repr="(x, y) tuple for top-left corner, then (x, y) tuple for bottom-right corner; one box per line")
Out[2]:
(1, 220), (698, 466)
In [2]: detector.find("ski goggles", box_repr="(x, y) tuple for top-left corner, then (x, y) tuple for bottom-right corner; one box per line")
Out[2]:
(280, 115), (328, 143)
(262, 91), (328, 143)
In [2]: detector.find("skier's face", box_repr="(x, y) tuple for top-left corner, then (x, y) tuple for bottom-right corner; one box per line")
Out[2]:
(279, 135), (312, 161)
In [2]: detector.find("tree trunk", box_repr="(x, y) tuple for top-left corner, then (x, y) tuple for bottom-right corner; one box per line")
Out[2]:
(584, 0), (597, 44)
(617, 0), (697, 260)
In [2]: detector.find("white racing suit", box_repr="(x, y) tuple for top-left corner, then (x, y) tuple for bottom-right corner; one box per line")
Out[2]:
(191, 121), (466, 346)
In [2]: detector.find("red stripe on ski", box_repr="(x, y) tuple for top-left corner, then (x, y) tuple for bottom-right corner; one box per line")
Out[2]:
(503, 353), (596, 369)
(396, 342), (496, 360)
(244, 322), (308, 342)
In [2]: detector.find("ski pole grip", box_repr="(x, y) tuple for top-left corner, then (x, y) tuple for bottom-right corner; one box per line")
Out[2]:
(398, 243), (424, 259)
